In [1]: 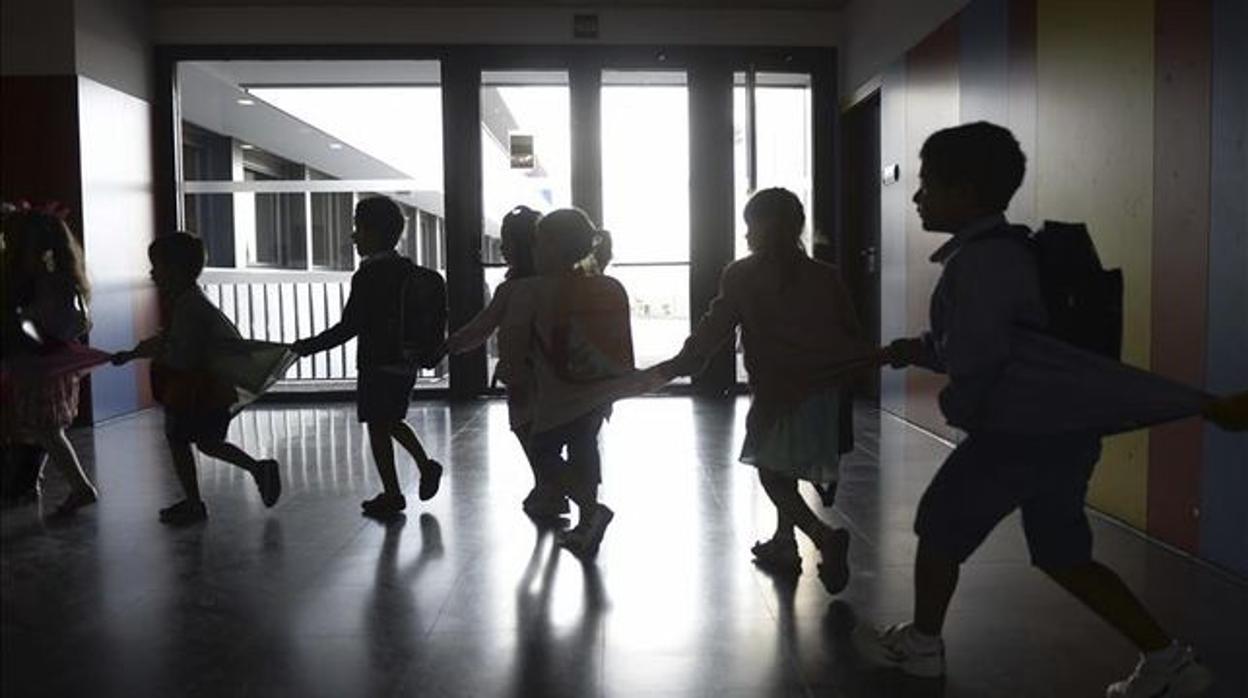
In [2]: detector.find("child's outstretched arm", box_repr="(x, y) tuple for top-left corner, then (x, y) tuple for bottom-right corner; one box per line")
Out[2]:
(291, 293), (360, 357)
(447, 281), (512, 355)
(111, 335), (164, 365)
(666, 267), (742, 379)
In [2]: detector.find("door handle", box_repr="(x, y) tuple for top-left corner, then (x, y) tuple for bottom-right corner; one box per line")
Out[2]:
(860, 246), (878, 275)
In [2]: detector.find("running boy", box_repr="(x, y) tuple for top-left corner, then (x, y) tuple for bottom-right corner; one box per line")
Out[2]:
(292, 196), (446, 519)
(852, 122), (1213, 698)
(113, 233), (280, 525)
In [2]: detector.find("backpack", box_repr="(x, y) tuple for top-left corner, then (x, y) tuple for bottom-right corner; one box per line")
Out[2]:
(979, 221), (1124, 359)
(544, 275), (635, 384)
(397, 262), (448, 370)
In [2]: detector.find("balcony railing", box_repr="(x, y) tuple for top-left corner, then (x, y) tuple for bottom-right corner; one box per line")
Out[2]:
(200, 268), (448, 389)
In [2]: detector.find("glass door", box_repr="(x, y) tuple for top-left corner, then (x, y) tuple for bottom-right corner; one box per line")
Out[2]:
(479, 70), (573, 380)
(600, 70), (691, 372)
(732, 70), (815, 382)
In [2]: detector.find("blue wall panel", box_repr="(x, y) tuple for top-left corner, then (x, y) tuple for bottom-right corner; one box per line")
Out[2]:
(1200, 0), (1248, 577)
(959, 0), (1010, 126)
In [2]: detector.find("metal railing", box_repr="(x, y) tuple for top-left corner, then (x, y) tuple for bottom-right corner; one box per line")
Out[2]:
(200, 268), (448, 388)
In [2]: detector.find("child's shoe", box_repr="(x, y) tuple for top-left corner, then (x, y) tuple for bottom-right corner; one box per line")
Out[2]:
(816, 527), (851, 594)
(852, 621), (946, 678)
(751, 537), (802, 577)
(1107, 643), (1213, 697)
(418, 459), (443, 502)
(49, 487), (98, 518)
(523, 486), (570, 519)
(362, 492), (407, 519)
(562, 504), (614, 559)
(252, 460), (282, 508)
(159, 499), (208, 526)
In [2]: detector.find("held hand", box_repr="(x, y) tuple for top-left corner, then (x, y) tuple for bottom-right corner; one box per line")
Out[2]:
(654, 357), (687, 381)
(1203, 392), (1248, 432)
(444, 332), (466, 355)
(110, 351), (133, 366)
(290, 339), (312, 357)
(883, 338), (924, 369)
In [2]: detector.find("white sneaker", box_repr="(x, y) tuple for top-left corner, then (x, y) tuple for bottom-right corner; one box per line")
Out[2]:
(1107, 644), (1213, 697)
(852, 621), (946, 678)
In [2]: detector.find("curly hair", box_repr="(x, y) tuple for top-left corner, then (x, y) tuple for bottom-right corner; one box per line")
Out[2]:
(2, 210), (90, 306)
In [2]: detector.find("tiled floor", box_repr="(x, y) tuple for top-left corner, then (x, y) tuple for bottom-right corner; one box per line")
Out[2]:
(2, 397), (1245, 698)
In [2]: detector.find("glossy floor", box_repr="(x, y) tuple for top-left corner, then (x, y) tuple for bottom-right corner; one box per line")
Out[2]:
(2, 398), (1245, 698)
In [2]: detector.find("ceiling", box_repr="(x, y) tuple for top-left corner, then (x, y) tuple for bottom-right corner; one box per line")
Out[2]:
(154, 0), (851, 9)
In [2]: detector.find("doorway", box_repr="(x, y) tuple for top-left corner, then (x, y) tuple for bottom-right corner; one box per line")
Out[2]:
(840, 91), (882, 403)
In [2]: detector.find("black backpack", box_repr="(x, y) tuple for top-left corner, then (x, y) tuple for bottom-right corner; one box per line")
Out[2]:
(397, 262), (448, 370)
(981, 221), (1124, 359)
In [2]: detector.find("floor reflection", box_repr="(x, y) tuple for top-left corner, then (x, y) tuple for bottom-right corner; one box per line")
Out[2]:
(2, 397), (1245, 698)
(510, 528), (605, 698)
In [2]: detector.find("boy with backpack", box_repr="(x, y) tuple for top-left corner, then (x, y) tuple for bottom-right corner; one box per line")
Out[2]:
(293, 196), (447, 519)
(852, 122), (1214, 697)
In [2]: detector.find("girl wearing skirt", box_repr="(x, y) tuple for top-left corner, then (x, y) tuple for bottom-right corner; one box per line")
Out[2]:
(662, 188), (873, 594)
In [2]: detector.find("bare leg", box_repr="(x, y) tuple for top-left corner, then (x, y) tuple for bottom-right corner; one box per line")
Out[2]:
(391, 420), (433, 474)
(758, 470), (834, 546)
(367, 422), (402, 496)
(913, 539), (961, 636)
(197, 441), (259, 473)
(1042, 560), (1170, 652)
(34, 428), (95, 496)
(772, 510), (797, 543)
(167, 436), (202, 503)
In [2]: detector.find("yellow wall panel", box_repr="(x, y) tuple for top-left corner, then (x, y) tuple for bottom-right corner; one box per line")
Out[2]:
(1036, 0), (1155, 528)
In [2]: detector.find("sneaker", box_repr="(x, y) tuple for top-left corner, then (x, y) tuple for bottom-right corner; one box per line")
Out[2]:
(159, 499), (208, 526)
(49, 487), (98, 518)
(252, 460), (281, 508)
(816, 527), (851, 595)
(361, 492), (407, 519)
(1107, 644), (1213, 697)
(418, 460), (443, 502)
(751, 538), (802, 577)
(561, 504), (614, 559)
(523, 487), (570, 519)
(852, 621), (946, 678)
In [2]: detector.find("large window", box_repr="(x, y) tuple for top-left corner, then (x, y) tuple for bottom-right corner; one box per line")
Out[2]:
(479, 70), (573, 378)
(733, 72), (814, 260)
(732, 71), (814, 381)
(244, 149), (307, 269)
(310, 170), (353, 271)
(601, 70), (691, 372)
(168, 51), (834, 394)
(175, 59), (448, 388)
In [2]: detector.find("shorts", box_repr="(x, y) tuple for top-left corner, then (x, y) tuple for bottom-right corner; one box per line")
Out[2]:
(357, 368), (417, 423)
(914, 431), (1101, 568)
(164, 408), (231, 444)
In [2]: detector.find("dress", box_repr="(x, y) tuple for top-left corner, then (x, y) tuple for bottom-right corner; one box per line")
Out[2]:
(1, 275), (88, 437)
(675, 254), (871, 483)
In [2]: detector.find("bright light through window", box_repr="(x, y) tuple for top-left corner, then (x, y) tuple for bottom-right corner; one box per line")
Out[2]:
(249, 87), (444, 191)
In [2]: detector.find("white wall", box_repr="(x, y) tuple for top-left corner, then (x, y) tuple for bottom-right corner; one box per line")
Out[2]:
(841, 0), (970, 98)
(155, 6), (841, 46)
(74, 0), (154, 101)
